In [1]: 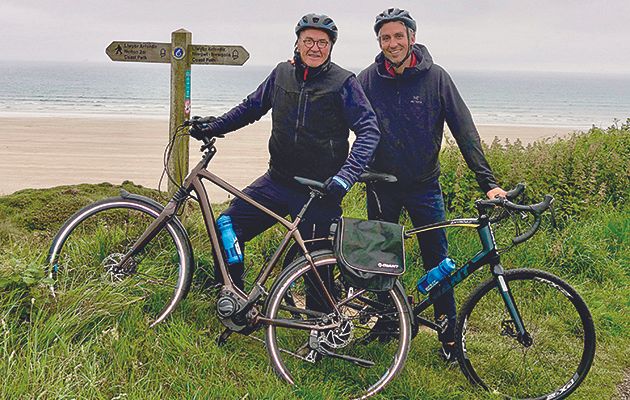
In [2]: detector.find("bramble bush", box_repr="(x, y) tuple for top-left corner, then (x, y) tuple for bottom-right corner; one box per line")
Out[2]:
(439, 119), (629, 219)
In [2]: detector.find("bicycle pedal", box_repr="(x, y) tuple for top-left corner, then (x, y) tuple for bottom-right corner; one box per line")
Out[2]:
(437, 315), (449, 334)
(216, 328), (233, 346)
(304, 349), (321, 364)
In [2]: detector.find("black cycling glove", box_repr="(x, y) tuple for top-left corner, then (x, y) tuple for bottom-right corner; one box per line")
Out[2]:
(324, 175), (350, 204)
(188, 116), (217, 140)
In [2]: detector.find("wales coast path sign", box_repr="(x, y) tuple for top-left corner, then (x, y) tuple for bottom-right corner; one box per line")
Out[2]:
(105, 29), (249, 193)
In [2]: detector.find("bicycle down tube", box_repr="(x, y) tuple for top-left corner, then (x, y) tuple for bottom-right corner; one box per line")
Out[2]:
(119, 142), (340, 325)
(408, 215), (529, 340)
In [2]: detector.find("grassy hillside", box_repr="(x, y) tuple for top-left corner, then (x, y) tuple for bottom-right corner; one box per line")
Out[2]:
(1, 122), (628, 399)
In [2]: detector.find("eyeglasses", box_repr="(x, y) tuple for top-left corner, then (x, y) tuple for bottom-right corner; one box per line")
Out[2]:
(301, 38), (330, 49)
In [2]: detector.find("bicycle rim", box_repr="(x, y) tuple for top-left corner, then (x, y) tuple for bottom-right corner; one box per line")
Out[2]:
(265, 254), (411, 400)
(457, 269), (595, 399)
(48, 198), (192, 327)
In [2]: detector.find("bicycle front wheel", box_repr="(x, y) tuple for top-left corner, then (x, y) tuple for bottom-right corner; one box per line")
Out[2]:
(265, 251), (411, 400)
(456, 268), (595, 399)
(47, 196), (193, 327)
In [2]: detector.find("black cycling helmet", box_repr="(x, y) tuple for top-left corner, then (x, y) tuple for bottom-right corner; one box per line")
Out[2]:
(373, 8), (417, 35)
(295, 13), (338, 43)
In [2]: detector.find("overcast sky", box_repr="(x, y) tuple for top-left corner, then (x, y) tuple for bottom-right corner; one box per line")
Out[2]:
(1, 0), (629, 73)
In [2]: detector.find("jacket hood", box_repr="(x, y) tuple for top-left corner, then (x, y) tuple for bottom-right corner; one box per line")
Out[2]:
(375, 43), (433, 78)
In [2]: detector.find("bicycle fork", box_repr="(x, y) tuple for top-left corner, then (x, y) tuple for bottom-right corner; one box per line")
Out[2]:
(491, 264), (532, 347)
(478, 216), (533, 347)
(116, 197), (181, 272)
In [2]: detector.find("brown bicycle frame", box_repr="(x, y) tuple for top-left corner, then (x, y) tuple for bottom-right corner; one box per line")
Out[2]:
(117, 142), (340, 326)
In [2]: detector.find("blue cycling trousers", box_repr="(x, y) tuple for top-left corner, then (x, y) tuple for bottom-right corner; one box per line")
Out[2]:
(367, 179), (456, 344)
(220, 171), (341, 289)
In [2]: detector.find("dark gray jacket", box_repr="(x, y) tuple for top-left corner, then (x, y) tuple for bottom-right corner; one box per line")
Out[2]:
(357, 44), (497, 192)
(206, 59), (380, 186)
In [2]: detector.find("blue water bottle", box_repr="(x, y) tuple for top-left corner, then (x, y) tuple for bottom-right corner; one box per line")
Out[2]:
(217, 215), (243, 265)
(416, 257), (456, 294)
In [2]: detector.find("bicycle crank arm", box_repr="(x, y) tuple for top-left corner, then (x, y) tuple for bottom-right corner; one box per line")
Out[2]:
(257, 316), (339, 331)
(319, 347), (375, 368)
(416, 316), (447, 333)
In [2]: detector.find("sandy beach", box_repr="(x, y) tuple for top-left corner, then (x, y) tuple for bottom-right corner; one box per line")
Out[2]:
(0, 116), (580, 201)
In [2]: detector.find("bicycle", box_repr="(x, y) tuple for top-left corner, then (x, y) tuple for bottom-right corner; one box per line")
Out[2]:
(47, 127), (412, 400)
(366, 182), (596, 399)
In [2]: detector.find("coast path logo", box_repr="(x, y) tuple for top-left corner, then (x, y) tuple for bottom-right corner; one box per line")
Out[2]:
(173, 47), (185, 60)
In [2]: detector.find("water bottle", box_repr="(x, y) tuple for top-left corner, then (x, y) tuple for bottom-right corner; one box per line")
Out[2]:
(217, 215), (243, 265)
(416, 257), (456, 294)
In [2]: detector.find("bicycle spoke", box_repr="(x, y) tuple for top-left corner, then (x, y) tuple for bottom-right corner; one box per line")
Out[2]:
(265, 254), (410, 398)
(458, 269), (595, 399)
(49, 199), (190, 326)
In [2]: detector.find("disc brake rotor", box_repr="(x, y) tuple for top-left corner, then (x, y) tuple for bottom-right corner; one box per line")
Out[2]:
(102, 253), (137, 282)
(319, 316), (354, 349)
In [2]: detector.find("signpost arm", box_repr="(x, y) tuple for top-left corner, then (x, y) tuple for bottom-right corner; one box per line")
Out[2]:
(105, 33), (249, 196)
(168, 29), (192, 194)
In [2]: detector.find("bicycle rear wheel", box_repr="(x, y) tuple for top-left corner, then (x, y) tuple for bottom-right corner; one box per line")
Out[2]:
(47, 196), (193, 327)
(265, 251), (411, 400)
(456, 268), (595, 399)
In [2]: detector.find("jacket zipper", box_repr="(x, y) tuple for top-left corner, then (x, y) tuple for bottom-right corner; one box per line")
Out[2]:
(330, 139), (335, 159)
(295, 81), (306, 144)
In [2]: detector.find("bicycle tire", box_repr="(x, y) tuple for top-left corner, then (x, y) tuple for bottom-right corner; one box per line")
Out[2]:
(265, 251), (412, 400)
(456, 268), (596, 399)
(47, 196), (194, 327)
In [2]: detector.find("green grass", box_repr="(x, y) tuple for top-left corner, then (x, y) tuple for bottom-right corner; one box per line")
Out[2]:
(1, 123), (629, 399)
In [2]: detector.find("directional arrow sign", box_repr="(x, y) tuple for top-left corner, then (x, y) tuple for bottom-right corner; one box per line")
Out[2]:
(106, 41), (171, 63)
(190, 45), (250, 65)
(105, 31), (250, 194)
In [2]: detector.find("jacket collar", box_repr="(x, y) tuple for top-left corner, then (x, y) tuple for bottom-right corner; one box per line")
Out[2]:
(384, 52), (418, 77)
(294, 51), (332, 82)
(375, 43), (433, 79)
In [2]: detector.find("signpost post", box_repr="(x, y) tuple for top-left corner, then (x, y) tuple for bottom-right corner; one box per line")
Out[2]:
(105, 29), (249, 194)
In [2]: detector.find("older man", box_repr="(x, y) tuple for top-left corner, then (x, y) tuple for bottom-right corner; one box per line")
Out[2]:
(190, 13), (380, 290)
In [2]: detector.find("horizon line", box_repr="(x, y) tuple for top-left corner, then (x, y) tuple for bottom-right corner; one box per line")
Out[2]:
(0, 59), (629, 76)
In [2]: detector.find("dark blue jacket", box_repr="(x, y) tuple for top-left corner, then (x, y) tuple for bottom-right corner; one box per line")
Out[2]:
(205, 59), (380, 186)
(357, 44), (497, 192)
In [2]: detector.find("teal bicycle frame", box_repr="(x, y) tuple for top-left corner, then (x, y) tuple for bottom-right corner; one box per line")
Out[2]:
(408, 213), (530, 344)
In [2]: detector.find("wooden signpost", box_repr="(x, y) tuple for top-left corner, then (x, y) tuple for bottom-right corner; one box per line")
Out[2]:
(105, 29), (249, 194)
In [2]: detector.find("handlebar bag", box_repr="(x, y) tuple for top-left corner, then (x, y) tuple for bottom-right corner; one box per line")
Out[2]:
(332, 217), (405, 291)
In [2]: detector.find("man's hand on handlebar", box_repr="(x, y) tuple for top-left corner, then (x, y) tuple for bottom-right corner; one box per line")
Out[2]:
(187, 116), (220, 141)
(487, 186), (507, 199)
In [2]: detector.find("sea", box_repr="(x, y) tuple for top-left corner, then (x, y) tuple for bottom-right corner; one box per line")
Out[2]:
(1, 61), (629, 128)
